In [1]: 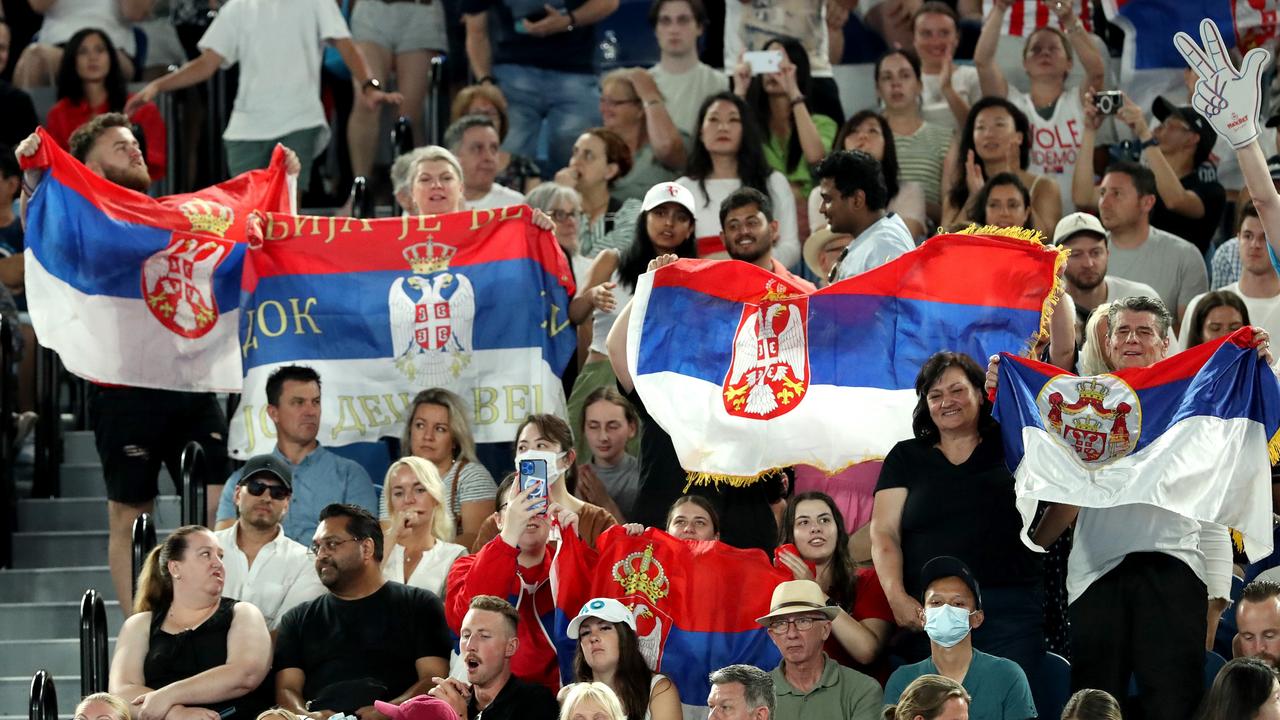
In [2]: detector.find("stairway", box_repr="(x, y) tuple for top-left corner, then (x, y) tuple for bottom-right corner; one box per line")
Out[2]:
(2, 430), (180, 718)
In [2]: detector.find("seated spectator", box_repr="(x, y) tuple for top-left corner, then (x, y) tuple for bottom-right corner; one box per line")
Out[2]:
(706, 664), (774, 720)
(445, 115), (525, 210)
(214, 454), (325, 633)
(430, 595), (559, 720)
(575, 387), (640, 520)
(275, 504), (451, 716)
(882, 674), (970, 720)
(399, 388), (496, 551)
(815, 150), (914, 282)
(47, 28), (166, 180)
(734, 37), (835, 209)
(676, 92), (799, 266)
(1235, 580), (1280, 669)
(757, 580), (882, 720)
(1180, 291), (1250, 351)
(777, 493), (892, 676)
(0, 150), (24, 307)
(73, 693), (130, 720)
(883, 557), (1036, 720)
(110, 526), (273, 719)
(665, 495), (720, 541)
(599, 68), (687, 203)
(1062, 689), (1123, 720)
(380, 456), (468, 597)
(720, 183), (818, 280)
(558, 682), (627, 720)
(1198, 657), (1280, 719)
(971, 172), (1031, 230)
(800, 227), (852, 287)
(974, 0), (1104, 215)
(391, 148), (424, 215)
(1077, 303), (1114, 375)
(555, 128), (633, 258)
(217, 366), (378, 545)
(1054, 211), (1158, 327)
(647, 0), (728, 137)
(808, 111), (927, 240)
(1180, 202), (1279, 351)
(913, 3), (982, 132)
(526, 182), (590, 285)
(943, 97), (1061, 237)
(1212, 182), (1280, 290)
(0, 22), (39, 146)
(13, 0), (148, 87)
(567, 598), (682, 720)
(451, 84), (541, 194)
(871, 352), (1044, 672)
(874, 49), (953, 225)
(370, 695), (457, 720)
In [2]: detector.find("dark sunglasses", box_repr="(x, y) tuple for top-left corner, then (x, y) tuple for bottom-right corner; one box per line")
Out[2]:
(243, 479), (290, 500)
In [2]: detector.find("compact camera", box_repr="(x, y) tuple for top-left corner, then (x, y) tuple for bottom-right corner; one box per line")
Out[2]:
(1093, 91), (1123, 115)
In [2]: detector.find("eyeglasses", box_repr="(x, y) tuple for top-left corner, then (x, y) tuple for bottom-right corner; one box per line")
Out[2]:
(766, 616), (826, 634)
(243, 479), (290, 500)
(549, 209), (578, 222)
(308, 537), (360, 556)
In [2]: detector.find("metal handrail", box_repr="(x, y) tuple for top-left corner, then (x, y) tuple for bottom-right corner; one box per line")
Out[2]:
(0, 317), (14, 568)
(79, 590), (108, 695)
(32, 345), (61, 498)
(131, 512), (156, 603)
(180, 441), (205, 527)
(27, 670), (56, 720)
(349, 176), (370, 219)
(392, 116), (414, 158)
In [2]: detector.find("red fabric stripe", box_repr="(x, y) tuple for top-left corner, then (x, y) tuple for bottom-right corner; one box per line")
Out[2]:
(697, 235), (726, 257)
(1009, 0), (1027, 36)
(1035, 0), (1050, 30)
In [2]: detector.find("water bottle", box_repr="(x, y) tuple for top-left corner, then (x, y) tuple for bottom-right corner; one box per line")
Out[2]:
(599, 30), (619, 68)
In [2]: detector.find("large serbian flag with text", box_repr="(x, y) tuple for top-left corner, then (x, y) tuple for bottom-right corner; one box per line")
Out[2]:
(20, 128), (290, 391)
(627, 231), (1064, 481)
(993, 328), (1280, 559)
(228, 207), (576, 459)
(552, 526), (787, 715)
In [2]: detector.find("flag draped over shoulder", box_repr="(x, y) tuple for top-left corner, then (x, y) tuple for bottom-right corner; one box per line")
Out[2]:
(993, 327), (1280, 559)
(551, 527), (787, 714)
(627, 230), (1065, 481)
(228, 207), (576, 458)
(20, 128), (290, 391)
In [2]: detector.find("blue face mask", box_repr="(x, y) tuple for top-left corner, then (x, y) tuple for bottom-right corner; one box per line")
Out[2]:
(923, 604), (973, 648)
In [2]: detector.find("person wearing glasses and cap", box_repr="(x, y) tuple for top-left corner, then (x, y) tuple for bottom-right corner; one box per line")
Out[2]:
(882, 557), (1035, 719)
(213, 454), (326, 637)
(757, 580), (882, 720)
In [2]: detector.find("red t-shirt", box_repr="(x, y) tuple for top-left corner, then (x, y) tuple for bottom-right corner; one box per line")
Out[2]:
(45, 94), (167, 180)
(825, 565), (895, 685)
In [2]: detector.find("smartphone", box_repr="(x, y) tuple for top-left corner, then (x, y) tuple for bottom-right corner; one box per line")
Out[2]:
(744, 50), (784, 75)
(518, 458), (549, 515)
(1093, 90), (1123, 116)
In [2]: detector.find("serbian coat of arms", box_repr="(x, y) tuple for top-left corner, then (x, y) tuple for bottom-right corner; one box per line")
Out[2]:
(141, 199), (233, 338)
(1035, 375), (1142, 466)
(722, 284), (809, 420)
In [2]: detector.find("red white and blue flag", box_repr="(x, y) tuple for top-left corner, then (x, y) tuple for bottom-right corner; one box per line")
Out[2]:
(626, 232), (1065, 481)
(19, 127), (290, 391)
(993, 328), (1280, 559)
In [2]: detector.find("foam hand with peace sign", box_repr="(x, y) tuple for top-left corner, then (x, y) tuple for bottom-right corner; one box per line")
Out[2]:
(1175, 18), (1271, 149)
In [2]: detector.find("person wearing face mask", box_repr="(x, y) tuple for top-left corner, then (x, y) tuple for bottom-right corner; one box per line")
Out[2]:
(882, 557), (1035, 720)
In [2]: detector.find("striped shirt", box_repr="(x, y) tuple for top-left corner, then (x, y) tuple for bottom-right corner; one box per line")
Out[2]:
(893, 122), (953, 209)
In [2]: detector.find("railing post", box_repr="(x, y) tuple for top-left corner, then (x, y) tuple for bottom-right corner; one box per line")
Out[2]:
(131, 512), (156, 604)
(79, 589), (108, 695)
(27, 670), (56, 720)
(32, 345), (61, 499)
(426, 55), (446, 146)
(180, 441), (205, 527)
(349, 176), (369, 220)
(0, 317), (14, 568)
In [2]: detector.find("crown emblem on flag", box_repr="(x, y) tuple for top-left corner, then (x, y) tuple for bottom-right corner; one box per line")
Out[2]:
(403, 238), (457, 275)
(1070, 417), (1103, 432)
(612, 543), (670, 602)
(1076, 379), (1109, 403)
(179, 199), (234, 237)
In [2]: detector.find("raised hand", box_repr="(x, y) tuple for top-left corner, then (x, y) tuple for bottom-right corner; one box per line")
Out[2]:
(1174, 18), (1270, 148)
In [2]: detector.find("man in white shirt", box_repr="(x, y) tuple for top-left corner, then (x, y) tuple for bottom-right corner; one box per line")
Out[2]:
(445, 115), (524, 211)
(648, 0), (729, 137)
(816, 150), (914, 282)
(1053, 211), (1158, 328)
(1181, 202), (1280, 351)
(214, 453), (325, 633)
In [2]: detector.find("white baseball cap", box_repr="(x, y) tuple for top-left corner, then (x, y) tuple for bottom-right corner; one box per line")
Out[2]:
(1052, 212), (1108, 246)
(566, 597), (637, 639)
(641, 182), (696, 216)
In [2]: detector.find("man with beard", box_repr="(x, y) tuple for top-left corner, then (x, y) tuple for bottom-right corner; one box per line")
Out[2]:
(428, 595), (559, 720)
(275, 504), (452, 719)
(213, 454), (325, 635)
(1235, 580), (1280, 668)
(1053, 211), (1157, 331)
(720, 188), (815, 292)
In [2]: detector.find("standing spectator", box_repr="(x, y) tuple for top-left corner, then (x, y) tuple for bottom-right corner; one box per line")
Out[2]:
(380, 457), (468, 598)
(12, 0), (150, 87)
(275, 504), (453, 716)
(722, 0), (843, 123)
(1053, 211), (1157, 323)
(567, 598), (683, 720)
(719, 186), (814, 287)
(451, 83), (542, 194)
(429, 596), (560, 720)
(882, 674), (970, 720)
(875, 49), (953, 225)
(400, 388), (497, 552)
(215, 366), (379, 545)
(913, 3), (982, 132)
(676, 92), (799, 266)
(648, 0), (728, 137)
(600, 68), (688, 203)
(444, 115), (525, 210)
(556, 128), (634, 258)
(126, 0), (401, 191)
(46, 28), (166, 180)
(214, 454), (326, 633)
(408, 146), (468, 215)
(1196, 658), (1280, 720)
(461, 0), (618, 173)
(975, 0), (1105, 215)
(110, 526), (273, 719)
(706, 664), (774, 720)
(815, 150), (914, 282)
(0, 21), (39, 146)
(666, 495), (720, 541)
(576, 387), (641, 519)
(0, 149), (26, 322)
(970, 172), (1032, 229)
(1180, 202), (1279, 351)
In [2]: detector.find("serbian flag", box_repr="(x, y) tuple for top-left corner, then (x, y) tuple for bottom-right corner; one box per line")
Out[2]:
(228, 207), (576, 458)
(627, 230), (1064, 481)
(20, 127), (291, 391)
(993, 327), (1280, 560)
(552, 526), (787, 714)
(985, 0), (1094, 37)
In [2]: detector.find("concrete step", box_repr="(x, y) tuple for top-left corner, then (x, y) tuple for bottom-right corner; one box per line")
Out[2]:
(0, 639), (114, 678)
(0, 568), (114, 604)
(0, 600), (123, 640)
(0, 674), (81, 716)
(54, 464), (176, 499)
(11, 530), (174, 569)
(17, 496), (182, 532)
(63, 431), (97, 465)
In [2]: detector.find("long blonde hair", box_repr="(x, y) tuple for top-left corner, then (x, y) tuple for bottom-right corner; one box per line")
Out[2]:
(381, 456), (455, 543)
(74, 693), (130, 720)
(1078, 303), (1115, 376)
(133, 525), (210, 614)
(883, 674), (971, 720)
(558, 682), (627, 720)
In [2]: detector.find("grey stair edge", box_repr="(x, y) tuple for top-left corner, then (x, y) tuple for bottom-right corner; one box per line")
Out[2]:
(13, 529), (177, 538)
(0, 565), (110, 573)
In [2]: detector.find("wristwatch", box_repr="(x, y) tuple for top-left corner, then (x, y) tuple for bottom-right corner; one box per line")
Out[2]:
(362, 78), (382, 93)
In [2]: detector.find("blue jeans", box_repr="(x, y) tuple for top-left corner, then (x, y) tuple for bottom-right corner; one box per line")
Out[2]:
(494, 64), (600, 172)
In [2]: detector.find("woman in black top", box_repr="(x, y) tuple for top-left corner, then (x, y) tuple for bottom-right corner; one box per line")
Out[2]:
(109, 525), (272, 720)
(870, 351), (1043, 672)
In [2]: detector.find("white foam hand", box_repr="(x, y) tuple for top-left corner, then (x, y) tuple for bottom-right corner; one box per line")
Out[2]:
(1175, 18), (1271, 149)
